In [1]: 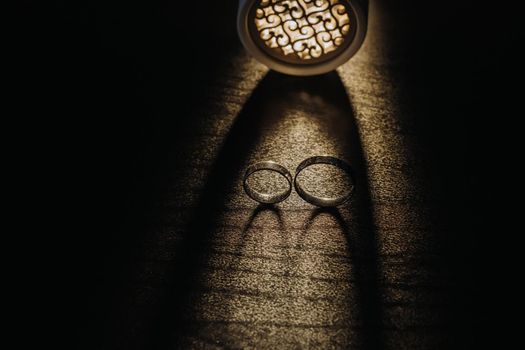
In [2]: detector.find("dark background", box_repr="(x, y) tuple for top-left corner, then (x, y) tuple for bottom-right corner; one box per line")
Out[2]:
(16, 0), (522, 348)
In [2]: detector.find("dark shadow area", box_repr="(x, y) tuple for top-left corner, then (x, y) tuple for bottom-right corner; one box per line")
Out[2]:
(367, 3), (520, 347)
(17, 1), (243, 348)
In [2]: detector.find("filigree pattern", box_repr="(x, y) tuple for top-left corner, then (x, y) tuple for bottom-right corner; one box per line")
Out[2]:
(254, 0), (351, 61)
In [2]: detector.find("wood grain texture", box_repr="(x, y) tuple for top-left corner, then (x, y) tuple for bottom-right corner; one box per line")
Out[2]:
(40, 1), (483, 349)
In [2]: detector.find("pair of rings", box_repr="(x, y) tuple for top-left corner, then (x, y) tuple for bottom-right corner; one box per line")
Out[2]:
(243, 156), (355, 207)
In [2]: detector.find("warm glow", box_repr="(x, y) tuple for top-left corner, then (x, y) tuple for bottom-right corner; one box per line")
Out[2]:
(253, 0), (352, 62)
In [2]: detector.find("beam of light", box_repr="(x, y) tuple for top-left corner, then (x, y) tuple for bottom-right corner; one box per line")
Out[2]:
(153, 3), (439, 347)
(185, 58), (364, 346)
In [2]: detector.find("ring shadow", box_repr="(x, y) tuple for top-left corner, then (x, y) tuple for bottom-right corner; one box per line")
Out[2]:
(305, 207), (384, 350)
(243, 204), (284, 234)
(148, 71), (384, 350)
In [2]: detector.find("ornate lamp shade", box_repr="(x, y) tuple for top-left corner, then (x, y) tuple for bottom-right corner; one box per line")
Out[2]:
(238, 0), (368, 76)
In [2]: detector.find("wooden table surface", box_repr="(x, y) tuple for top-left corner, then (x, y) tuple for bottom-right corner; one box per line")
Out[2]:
(26, 0), (519, 348)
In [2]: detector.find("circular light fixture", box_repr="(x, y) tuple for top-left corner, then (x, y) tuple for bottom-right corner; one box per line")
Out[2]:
(238, 0), (368, 76)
